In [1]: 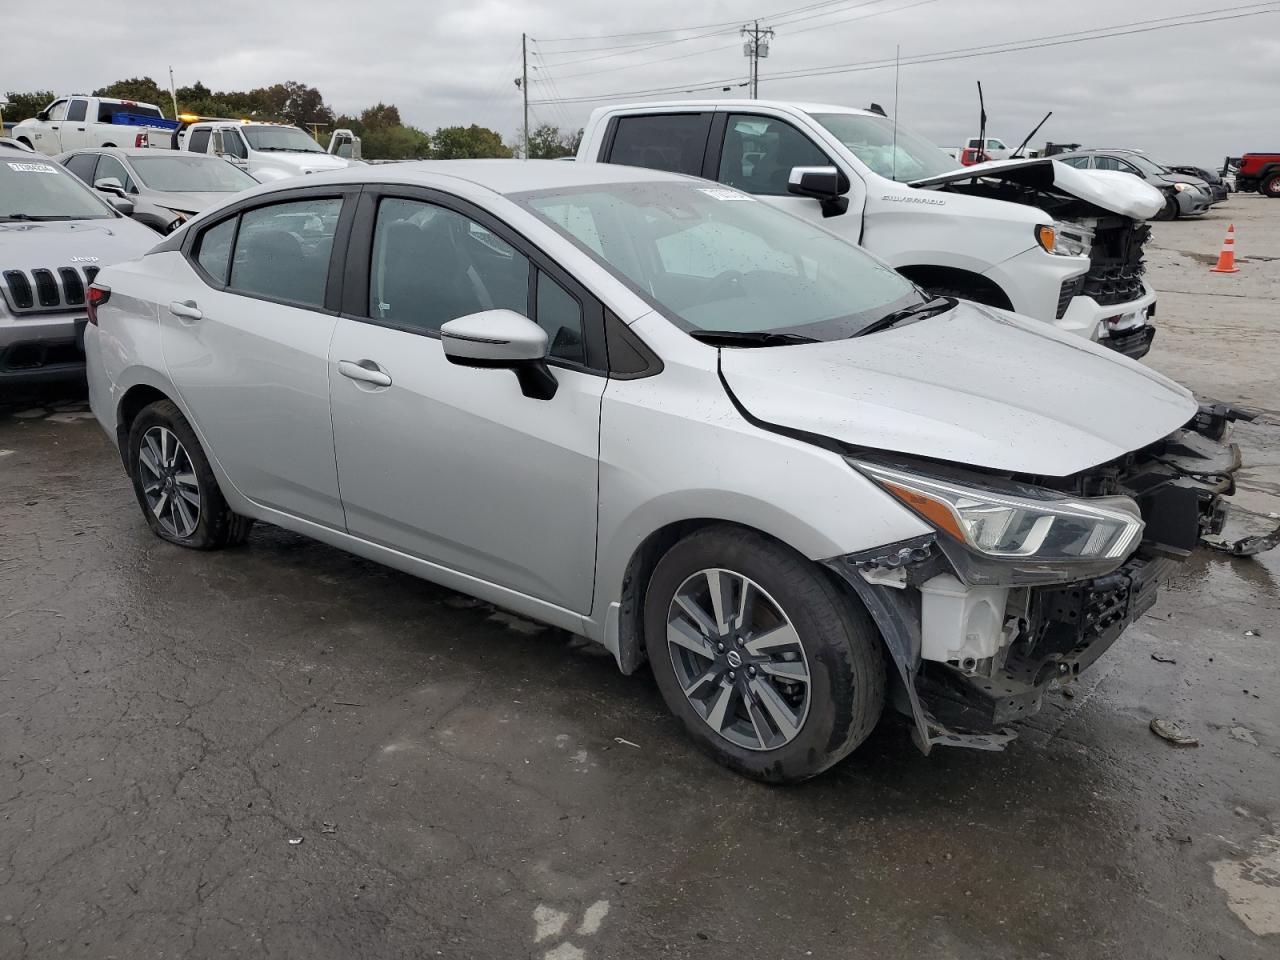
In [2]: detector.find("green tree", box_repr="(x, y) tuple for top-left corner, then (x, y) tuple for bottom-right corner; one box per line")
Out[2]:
(524, 123), (583, 159)
(430, 124), (512, 160)
(92, 77), (169, 111)
(3, 90), (56, 123)
(360, 103), (402, 131)
(362, 124), (432, 160)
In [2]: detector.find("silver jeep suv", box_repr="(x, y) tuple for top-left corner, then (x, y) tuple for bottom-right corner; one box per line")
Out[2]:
(0, 140), (156, 383)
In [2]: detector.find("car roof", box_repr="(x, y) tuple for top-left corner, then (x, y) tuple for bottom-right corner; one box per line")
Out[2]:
(595, 98), (878, 119)
(304, 158), (702, 196)
(58, 147), (183, 159)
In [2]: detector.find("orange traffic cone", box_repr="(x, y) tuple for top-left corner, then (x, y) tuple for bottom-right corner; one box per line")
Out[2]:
(1210, 224), (1239, 273)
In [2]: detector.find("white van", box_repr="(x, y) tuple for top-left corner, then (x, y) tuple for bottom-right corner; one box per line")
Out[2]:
(578, 101), (1165, 357)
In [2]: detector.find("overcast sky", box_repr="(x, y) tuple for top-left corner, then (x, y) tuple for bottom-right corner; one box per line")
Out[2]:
(6, 0), (1278, 165)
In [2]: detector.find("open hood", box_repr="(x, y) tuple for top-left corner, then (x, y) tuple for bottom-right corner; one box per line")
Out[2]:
(718, 301), (1197, 477)
(910, 158), (1165, 220)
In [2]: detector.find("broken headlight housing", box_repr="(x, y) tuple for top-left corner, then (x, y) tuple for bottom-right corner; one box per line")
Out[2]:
(851, 459), (1145, 586)
(1036, 221), (1093, 258)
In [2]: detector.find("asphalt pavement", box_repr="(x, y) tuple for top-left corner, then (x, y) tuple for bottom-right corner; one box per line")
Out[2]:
(1, 196), (1277, 960)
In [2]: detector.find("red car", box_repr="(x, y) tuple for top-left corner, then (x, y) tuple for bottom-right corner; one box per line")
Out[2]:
(1233, 153), (1280, 197)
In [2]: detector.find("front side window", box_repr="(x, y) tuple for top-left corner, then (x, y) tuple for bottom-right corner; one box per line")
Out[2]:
(46, 100), (69, 122)
(220, 129), (248, 160)
(812, 112), (959, 182)
(1093, 156), (1137, 175)
(66, 99), (88, 123)
(93, 155), (135, 192)
(241, 125), (324, 154)
(368, 197), (529, 333)
(607, 114), (710, 176)
(0, 159), (114, 221)
(227, 197), (342, 307)
(130, 154), (259, 192)
(187, 128), (211, 154)
(535, 273), (585, 363)
(718, 115), (831, 197)
(520, 181), (918, 341)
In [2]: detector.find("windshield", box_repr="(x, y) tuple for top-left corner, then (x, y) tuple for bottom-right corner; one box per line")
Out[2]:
(0, 158), (115, 220)
(518, 181), (920, 341)
(241, 125), (324, 154)
(812, 112), (959, 182)
(130, 154), (258, 192)
(1123, 153), (1171, 176)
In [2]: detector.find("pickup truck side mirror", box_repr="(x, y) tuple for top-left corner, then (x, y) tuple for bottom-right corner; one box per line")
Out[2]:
(788, 165), (851, 218)
(36, 110), (49, 122)
(93, 177), (126, 197)
(106, 195), (135, 216)
(441, 309), (557, 401)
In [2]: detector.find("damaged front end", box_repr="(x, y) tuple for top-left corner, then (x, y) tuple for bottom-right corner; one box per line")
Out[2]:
(825, 404), (1269, 754)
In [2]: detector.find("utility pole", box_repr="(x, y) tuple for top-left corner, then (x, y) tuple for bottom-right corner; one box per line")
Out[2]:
(168, 65), (180, 120)
(521, 33), (529, 158)
(741, 20), (773, 98)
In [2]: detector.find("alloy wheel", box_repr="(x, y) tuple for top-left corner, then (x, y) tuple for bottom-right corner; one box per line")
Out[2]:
(138, 426), (201, 539)
(665, 568), (811, 751)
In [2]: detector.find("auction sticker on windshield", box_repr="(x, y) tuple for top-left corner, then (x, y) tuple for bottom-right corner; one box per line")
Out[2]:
(7, 162), (58, 174)
(697, 187), (754, 202)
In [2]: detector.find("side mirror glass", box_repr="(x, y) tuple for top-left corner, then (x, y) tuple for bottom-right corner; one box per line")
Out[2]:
(93, 176), (125, 196)
(108, 196), (135, 216)
(787, 165), (851, 218)
(441, 309), (557, 400)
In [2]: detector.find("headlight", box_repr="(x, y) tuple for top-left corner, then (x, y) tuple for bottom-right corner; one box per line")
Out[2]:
(1036, 221), (1092, 258)
(851, 460), (1145, 585)
(1173, 182), (1196, 193)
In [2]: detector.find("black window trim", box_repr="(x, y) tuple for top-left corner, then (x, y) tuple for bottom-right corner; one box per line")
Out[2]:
(339, 184), (610, 376)
(177, 183), (360, 315)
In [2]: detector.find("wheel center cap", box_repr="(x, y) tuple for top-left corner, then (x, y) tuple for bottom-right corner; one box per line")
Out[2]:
(726, 649), (743, 669)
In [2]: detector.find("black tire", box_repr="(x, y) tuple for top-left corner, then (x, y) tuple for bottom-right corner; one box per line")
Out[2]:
(1154, 195), (1178, 221)
(1262, 173), (1280, 198)
(127, 400), (253, 549)
(643, 525), (885, 783)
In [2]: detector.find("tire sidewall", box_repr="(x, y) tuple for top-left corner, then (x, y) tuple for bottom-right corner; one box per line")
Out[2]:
(127, 402), (220, 548)
(643, 529), (880, 782)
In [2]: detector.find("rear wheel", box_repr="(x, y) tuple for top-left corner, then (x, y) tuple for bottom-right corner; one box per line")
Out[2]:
(1262, 173), (1280, 198)
(127, 400), (252, 549)
(643, 526), (885, 783)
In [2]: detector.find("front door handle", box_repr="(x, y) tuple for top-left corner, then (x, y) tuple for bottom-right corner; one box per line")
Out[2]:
(337, 359), (392, 387)
(169, 299), (202, 322)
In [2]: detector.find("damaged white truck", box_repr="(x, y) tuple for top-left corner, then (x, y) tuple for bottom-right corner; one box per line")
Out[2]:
(577, 100), (1165, 357)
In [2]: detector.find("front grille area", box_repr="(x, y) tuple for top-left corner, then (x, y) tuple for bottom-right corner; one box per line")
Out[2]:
(1, 265), (97, 315)
(1056, 276), (1083, 318)
(1082, 219), (1150, 308)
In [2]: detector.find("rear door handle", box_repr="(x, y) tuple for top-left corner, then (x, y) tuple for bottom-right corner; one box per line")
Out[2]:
(337, 359), (392, 387)
(169, 299), (202, 322)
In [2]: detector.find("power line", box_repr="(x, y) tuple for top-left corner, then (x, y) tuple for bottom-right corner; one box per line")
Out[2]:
(533, 0), (862, 43)
(528, 77), (748, 106)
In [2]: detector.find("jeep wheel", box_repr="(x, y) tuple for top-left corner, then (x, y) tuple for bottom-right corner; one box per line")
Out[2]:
(1262, 174), (1280, 198)
(127, 400), (252, 549)
(643, 525), (885, 783)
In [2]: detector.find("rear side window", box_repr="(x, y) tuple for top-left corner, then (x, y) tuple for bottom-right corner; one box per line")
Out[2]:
(187, 128), (210, 153)
(66, 99), (88, 123)
(227, 198), (342, 307)
(195, 218), (236, 284)
(606, 114), (710, 176)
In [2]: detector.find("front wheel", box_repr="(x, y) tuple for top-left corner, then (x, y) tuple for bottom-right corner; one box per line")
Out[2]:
(643, 526), (885, 783)
(127, 400), (252, 549)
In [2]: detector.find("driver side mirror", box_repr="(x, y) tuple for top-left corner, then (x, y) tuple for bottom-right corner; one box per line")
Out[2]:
(36, 110), (49, 122)
(787, 166), (850, 218)
(93, 176), (126, 197)
(441, 309), (557, 400)
(106, 195), (135, 216)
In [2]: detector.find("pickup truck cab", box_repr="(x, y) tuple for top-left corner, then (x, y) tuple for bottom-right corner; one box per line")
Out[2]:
(578, 101), (1165, 357)
(13, 97), (179, 156)
(176, 121), (352, 182)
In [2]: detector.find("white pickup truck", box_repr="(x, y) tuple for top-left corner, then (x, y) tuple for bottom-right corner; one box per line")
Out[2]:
(12, 96), (179, 156)
(578, 101), (1166, 357)
(174, 120), (356, 182)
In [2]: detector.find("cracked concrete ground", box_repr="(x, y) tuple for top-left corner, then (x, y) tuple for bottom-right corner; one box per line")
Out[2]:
(1, 196), (1278, 960)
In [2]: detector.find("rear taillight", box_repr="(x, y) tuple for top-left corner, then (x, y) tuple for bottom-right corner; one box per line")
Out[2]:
(135, 132), (150, 148)
(87, 285), (111, 325)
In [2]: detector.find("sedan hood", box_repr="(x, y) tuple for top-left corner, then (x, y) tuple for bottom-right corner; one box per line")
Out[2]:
(145, 190), (229, 214)
(910, 158), (1166, 220)
(719, 301), (1197, 477)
